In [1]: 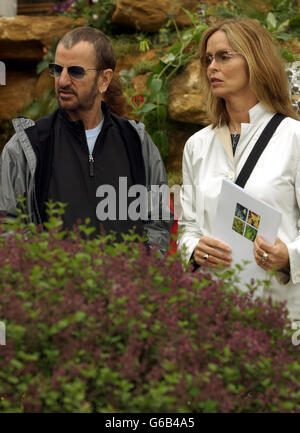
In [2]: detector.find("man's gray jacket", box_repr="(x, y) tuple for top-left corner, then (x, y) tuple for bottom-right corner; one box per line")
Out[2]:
(0, 108), (173, 253)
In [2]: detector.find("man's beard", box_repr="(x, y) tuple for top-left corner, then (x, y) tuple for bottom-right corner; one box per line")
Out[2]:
(56, 80), (99, 113)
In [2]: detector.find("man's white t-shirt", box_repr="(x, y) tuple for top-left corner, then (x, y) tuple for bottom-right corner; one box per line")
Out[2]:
(85, 117), (104, 155)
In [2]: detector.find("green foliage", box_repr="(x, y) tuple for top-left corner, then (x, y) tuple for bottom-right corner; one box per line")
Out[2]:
(121, 0), (299, 160)
(20, 90), (58, 121)
(127, 12), (208, 161)
(37, 38), (59, 75)
(133, 60), (157, 75)
(167, 170), (182, 188)
(17, 38), (58, 122)
(209, 0), (300, 60)
(0, 207), (299, 412)
(111, 36), (140, 58)
(208, 0), (265, 21)
(57, 0), (117, 34)
(2, 1), (299, 161)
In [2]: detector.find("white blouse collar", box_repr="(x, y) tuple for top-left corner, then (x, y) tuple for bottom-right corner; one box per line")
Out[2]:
(248, 102), (275, 125)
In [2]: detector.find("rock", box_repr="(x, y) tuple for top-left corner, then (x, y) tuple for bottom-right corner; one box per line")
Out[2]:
(167, 126), (200, 172)
(0, 15), (84, 120)
(0, 68), (55, 120)
(131, 74), (149, 94)
(0, 71), (37, 119)
(35, 69), (54, 99)
(0, 15), (84, 60)
(1, 40), (44, 61)
(116, 49), (159, 74)
(175, 1), (204, 27)
(116, 49), (160, 101)
(112, 0), (199, 32)
(168, 59), (209, 124)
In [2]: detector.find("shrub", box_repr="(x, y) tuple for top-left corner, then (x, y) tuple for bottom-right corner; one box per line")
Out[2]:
(53, 0), (117, 34)
(0, 214), (299, 413)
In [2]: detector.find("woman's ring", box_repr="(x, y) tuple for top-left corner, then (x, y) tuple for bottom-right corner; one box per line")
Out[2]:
(203, 253), (209, 261)
(261, 251), (268, 264)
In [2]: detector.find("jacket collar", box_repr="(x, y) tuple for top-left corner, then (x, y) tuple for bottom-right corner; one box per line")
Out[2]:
(248, 101), (274, 124)
(58, 101), (113, 132)
(12, 117), (35, 133)
(215, 123), (233, 163)
(215, 102), (275, 163)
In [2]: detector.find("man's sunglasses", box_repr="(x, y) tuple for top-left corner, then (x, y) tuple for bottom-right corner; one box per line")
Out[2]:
(48, 63), (99, 79)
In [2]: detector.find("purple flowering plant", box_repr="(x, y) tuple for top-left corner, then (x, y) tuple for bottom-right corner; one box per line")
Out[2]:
(52, 0), (116, 33)
(53, 0), (73, 14)
(0, 203), (299, 412)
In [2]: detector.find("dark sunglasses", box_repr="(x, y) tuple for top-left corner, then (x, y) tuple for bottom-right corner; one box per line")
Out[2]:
(48, 63), (99, 79)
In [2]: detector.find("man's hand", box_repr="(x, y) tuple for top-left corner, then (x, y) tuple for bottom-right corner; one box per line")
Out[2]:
(193, 236), (232, 268)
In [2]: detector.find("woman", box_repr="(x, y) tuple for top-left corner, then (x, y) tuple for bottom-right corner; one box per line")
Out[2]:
(178, 18), (300, 319)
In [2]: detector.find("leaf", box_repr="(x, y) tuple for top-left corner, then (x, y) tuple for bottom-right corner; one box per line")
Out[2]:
(266, 12), (277, 30)
(224, 346), (232, 357)
(192, 24), (209, 43)
(280, 401), (294, 411)
(280, 48), (294, 62)
(277, 19), (290, 33)
(139, 40), (150, 52)
(75, 252), (91, 262)
(200, 399), (218, 413)
(276, 32), (291, 41)
(150, 78), (163, 95)
(136, 103), (156, 114)
(160, 53), (176, 64)
(157, 88), (169, 105)
(289, 15), (300, 29)
(181, 8), (195, 23)
(37, 60), (49, 75)
(24, 100), (42, 119)
(152, 62), (167, 75)
(182, 32), (193, 43)
(73, 311), (86, 322)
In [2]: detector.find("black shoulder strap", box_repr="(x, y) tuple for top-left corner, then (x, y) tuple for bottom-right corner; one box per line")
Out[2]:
(235, 113), (286, 188)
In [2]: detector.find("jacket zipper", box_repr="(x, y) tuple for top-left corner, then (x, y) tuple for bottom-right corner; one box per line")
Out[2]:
(32, 187), (42, 225)
(89, 154), (94, 177)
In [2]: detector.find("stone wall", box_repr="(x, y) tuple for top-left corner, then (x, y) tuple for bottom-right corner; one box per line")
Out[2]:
(112, 0), (201, 32)
(1, 4), (299, 169)
(0, 15), (84, 119)
(0, 10), (205, 169)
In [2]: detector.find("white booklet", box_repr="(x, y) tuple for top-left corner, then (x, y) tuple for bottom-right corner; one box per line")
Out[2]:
(211, 179), (281, 290)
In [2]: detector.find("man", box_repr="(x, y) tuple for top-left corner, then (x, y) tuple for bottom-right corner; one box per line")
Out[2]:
(0, 27), (172, 253)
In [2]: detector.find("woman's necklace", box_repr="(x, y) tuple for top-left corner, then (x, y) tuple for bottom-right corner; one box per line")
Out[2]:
(230, 131), (240, 156)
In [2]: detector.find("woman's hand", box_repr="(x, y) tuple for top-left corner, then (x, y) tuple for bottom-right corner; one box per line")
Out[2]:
(253, 235), (290, 271)
(193, 236), (232, 268)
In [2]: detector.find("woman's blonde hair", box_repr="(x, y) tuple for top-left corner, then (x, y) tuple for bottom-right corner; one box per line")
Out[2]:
(199, 18), (299, 127)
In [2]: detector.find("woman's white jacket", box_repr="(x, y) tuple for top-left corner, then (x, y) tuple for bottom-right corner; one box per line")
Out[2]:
(178, 102), (300, 320)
